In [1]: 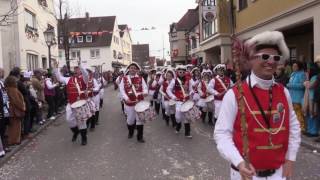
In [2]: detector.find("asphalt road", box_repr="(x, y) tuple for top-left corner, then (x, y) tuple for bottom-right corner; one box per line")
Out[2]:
(0, 87), (319, 180)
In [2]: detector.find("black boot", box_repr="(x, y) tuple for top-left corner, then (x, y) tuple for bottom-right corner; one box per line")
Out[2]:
(161, 107), (166, 119)
(95, 111), (100, 125)
(164, 115), (169, 126)
(80, 129), (87, 145)
(70, 127), (79, 142)
(185, 123), (192, 138)
(90, 115), (96, 131)
(170, 114), (176, 128)
(208, 112), (213, 125)
(155, 102), (160, 115)
(127, 124), (134, 139)
(175, 122), (182, 133)
(121, 102), (125, 114)
(137, 125), (145, 143)
(201, 110), (206, 123)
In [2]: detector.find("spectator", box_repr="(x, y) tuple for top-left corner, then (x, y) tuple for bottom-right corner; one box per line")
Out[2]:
(0, 68), (9, 157)
(313, 55), (320, 142)
(303, 63), (320, 137)
(44, 72), (58, 120)
(31, 69), (45, 125)
(275, 65), (289, 86)
(287, 61), (306, 132)
(5, 75), (25, 146)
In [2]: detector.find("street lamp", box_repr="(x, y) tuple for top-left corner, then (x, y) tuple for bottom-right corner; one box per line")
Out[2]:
(43, 28), (55, 69)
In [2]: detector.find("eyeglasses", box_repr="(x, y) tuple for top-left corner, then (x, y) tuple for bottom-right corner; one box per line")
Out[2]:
(255, 53), (282, 62)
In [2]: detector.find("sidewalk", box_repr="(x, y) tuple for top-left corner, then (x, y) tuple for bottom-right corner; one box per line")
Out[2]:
(301, 135), (320, 152)
(0, 109), (65, 167)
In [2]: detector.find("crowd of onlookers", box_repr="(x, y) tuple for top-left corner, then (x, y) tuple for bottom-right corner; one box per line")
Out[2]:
(0, 67), (68, 158)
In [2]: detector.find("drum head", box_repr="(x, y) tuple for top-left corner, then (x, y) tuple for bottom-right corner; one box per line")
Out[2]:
(135, 101), (150, 112)
(181, 101), (194, 112)
(205, 95), (214, 102)
(71, 100), (87, 108)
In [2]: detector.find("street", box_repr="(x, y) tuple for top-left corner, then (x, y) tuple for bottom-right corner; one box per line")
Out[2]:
(0, 87), (319, 180)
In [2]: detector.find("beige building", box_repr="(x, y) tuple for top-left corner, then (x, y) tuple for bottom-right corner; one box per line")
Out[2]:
(118, 24), (133, 66)
(0, 0), (58, 73)
(233, 0), (320, 62)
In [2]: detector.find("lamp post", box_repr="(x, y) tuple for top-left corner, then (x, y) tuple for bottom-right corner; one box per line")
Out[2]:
(43, 28), (55, 69)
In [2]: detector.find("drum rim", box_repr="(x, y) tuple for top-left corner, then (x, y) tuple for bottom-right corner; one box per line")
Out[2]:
(135, 101), (150, 112)
(71, 100), (87, 108)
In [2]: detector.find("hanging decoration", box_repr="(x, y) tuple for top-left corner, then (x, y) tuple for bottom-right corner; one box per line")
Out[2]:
(202, 5), (216, 22)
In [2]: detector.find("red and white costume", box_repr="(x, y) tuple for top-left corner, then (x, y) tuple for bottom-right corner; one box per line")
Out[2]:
(119, 74), (148, 125)
(214, 73), (301, 180)
(208, 74), (233, 119)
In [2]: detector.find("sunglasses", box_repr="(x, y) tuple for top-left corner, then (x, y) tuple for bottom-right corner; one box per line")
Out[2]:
(255, 53), (282, 62)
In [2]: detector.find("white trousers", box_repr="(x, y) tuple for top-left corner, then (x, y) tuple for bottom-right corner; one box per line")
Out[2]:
(214, 100), (222, 119)
(230, 167), (286, 180)
(93, 95), (100, 112)
(175, 101), (186, 123)
(124, 104), (144, 125)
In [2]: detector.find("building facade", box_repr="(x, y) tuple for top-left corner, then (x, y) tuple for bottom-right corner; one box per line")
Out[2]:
(233, 0), (320, 63)
(132, 44), (150, 68)
(0, 0), (58, 74)
(58, 14), (132, 71)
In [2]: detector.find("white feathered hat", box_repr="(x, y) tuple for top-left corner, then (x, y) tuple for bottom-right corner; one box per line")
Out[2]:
(201, 69), (212, 76)
(213, 64), (226, 72)
(126, 62), (141, 72)
(245, 31), (289, 60)
(191, 67), (200, 74)
(175, 65), (186, 71)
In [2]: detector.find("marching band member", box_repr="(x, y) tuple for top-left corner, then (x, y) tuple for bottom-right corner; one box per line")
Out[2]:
(85, 68), (99, 131)
(160, 69), (176, 127)
(53, 61), (90, 146)
(197, 69), (214, 124)
(115, 69), (125, 114)
(159, 69), (167, 119)
(119, 62), (148, 143)
(189, 67), (201, 104)
(148, 69), (157, 107)
(208, 64), (234, 123)
(167, 65), (192, 138)
(214, 31), (301, 179)
(185, 64), (193, 81)
(153, 72), (162, 115)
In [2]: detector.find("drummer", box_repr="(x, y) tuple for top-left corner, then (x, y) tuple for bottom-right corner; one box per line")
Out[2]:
(208, 64), (233, 123)
(197, 69), (214, 125)
(148, 69), (157, 107)
(189, 67), (201, 104)
(167, 65), (192, 138)
(160, 69), (176, 127)
(153, 72), (162, 115)
(115, 69), (126, 114)
(159, 69), (167, 120)
(53, 61), (90, 146)
(119, 62), (148, 143)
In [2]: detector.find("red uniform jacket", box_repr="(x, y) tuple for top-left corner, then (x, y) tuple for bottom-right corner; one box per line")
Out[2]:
(214, 76), (231, 101)
(232, 82), (289, 170)
(123, 76), (144, 106)
(66, 76), (87, 104)
(173, 78), (189, 102)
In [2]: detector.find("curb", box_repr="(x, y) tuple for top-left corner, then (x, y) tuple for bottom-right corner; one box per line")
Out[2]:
(0, 111), (65, 167)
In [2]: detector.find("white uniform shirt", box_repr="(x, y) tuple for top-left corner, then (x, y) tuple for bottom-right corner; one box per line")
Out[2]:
(214, 72), (301, 167)
(119, 74), (148, 102)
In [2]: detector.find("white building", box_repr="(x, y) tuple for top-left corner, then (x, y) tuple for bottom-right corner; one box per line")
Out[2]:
(0, 0), (58, 74)
(58, 13), (133, 71)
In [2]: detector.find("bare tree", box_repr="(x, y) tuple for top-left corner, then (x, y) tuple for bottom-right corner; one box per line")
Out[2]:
(0, 0), (18, 26)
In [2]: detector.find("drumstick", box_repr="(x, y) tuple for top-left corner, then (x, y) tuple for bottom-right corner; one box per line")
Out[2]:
(177, 78), (186, 99)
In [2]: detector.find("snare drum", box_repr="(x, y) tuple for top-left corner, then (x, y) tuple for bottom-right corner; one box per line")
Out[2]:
(71, 100), (90, 122)
(135, 101), (156, 122)
(181, 100), (201, 122)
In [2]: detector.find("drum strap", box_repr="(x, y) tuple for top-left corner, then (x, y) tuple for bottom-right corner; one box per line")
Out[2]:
(177, 78), (186, 98)
(74, 77), (81, 97)
(216, 76), (228, 91)
(127, 76), (138, 97)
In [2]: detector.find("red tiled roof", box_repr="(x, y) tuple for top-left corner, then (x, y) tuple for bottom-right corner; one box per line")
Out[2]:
(176, 7), (199, 31)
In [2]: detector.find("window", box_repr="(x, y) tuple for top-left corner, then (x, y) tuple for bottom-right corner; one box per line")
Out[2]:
(202, 0), (216, 6)
(27, 53), (39, 71)
(58, 50), (63, 58)
(289, 47), (297, 61)
(191, 37), (197, 49)
(113, 50), (117, 59)
(77, 36), (83, 43)
(90, 49), (100, 58)
(86, 35), (92, 42)
(25, 9), (36, 29)
(239, 0), (248, 11)
(71, 50), (81, 59)
(203, 18), (217, 39)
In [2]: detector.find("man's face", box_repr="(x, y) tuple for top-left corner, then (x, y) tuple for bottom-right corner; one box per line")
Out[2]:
(250, 48), (280, 80)
(217, 69), (225, 76)
(129, 65), (138, 75)
(74, 67), (81, 76)
(177, 70), (185, 78)
(166, 72), (173, 81)
(292, 63), (299, 72)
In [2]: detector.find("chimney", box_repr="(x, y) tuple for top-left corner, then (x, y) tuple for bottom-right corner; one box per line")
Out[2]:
(85, 12), (90, 20)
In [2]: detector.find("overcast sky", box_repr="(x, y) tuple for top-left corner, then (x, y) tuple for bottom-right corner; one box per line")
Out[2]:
(67, 0), (197, 60)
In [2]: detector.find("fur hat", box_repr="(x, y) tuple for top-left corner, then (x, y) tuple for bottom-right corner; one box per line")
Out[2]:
(191, 67), (200, 74)
(201, 69), (212, 76)
(126, 62), (141, 72)
(245, 31), (289, 60)
(213, 64), (226, 72)
(186, 64), (193, 68)
(175, 65), (186, 71)
(165, 68), (176, 79)
(315, 55), (320, 63)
